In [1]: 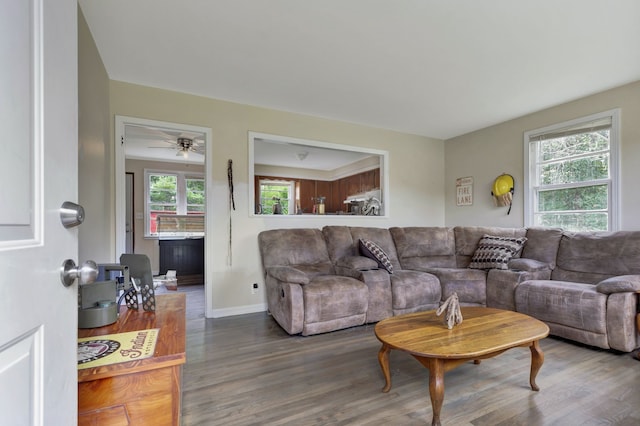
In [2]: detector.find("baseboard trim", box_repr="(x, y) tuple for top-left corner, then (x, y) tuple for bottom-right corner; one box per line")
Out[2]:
(209, 303), (267, 318)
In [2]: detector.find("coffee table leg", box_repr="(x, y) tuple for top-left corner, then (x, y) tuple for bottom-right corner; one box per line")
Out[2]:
(378, 343), (392, 393)
(529, 340), (544, 391)
(428, 358), (445, 426)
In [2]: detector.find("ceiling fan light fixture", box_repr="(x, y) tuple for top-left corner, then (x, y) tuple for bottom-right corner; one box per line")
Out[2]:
(177, 137), (193, 149)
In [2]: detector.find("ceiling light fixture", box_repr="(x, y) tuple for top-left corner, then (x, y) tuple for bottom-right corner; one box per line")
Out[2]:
(176, 137), (192, 159)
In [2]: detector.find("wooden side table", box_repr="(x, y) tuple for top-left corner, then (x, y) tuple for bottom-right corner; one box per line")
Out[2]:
(78, 293), (186, 425)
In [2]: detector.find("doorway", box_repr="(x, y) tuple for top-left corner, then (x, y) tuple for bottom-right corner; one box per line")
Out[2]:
(114, 115), (213, 317)
(125, 172), (134, 253)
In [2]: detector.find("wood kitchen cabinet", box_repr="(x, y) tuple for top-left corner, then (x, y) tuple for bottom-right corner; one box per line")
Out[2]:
(315, 180), (332, 211)
(298, 179), (316, 214)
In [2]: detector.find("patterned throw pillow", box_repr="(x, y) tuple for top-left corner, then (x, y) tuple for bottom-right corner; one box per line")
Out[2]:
(469, 235), (528, 270)
(359, 238), (394, 274)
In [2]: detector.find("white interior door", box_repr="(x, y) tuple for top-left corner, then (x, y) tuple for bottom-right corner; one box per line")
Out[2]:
(0, 0), (78, 424)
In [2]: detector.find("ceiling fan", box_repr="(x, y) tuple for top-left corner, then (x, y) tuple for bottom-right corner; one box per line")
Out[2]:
(172, 137), (202, 158)
(142, 131), (205, 159)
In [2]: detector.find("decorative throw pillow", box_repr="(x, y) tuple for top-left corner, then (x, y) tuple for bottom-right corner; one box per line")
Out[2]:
(468, 235), (527, 270)
(359, 238), (394, 273)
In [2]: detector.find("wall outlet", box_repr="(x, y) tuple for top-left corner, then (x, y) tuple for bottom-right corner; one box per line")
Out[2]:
(251, 283), (259, 294)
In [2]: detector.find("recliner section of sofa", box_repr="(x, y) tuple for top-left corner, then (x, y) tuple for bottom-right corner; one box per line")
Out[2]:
(258, 228), (368, 336)
(515, 230), (640, 352)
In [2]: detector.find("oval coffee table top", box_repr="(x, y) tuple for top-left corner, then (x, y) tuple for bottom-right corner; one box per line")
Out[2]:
(375, 307), (549, 359)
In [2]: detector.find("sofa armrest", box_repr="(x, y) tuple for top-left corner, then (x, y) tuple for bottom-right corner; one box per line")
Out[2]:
(486, 268), (552, 311)
(336, 255), (379, 271)
(333, 265), (392, 322)
(507, 258), (551, 272)
(265, 266), (310, 285)
(596, 275), (640, 294)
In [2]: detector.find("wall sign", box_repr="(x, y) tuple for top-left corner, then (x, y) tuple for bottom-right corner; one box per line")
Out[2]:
(456, 177), (473, 206)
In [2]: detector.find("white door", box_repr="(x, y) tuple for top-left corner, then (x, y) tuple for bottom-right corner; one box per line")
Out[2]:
(0, 0), (79, 425)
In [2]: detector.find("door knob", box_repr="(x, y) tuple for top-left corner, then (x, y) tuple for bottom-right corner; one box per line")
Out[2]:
(60, 259), (98, 287)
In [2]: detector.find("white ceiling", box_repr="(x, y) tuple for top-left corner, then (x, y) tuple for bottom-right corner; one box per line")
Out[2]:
(79, 0), (640, 140)
(254, 137), (375, 171)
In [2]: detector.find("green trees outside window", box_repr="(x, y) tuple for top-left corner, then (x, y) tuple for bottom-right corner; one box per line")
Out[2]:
(146, 171), (205, 236)
(259, 181), (292, 214)
(526, 110), (618, 232)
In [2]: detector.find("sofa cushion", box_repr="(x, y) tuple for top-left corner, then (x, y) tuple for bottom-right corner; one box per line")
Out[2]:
(552, 231), (640, 283)
(515, 280), (608, 334)
(425, 267), (487, 305)
(302, 275), (368, 324)
(389, 270), (441, 313)
(259, 228), (334, 271)
(348, 227), (402, 270)
(454, 226), (527, 267)
(468, 235), (527, 270)
(522, 227), (563, 268)
(389, 227), (457, 269)
(360, 238), (393, 273)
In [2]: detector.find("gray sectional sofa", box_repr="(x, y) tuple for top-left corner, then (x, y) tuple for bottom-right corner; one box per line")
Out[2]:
(258, 226), (640, 352)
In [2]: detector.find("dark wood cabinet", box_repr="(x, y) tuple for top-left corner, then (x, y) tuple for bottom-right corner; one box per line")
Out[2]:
(298, 179), (316, 214)
(315, 180), (332, 211)
(331, 180), (343, 213)
(361, 169), (378, 192)
(159, 238), (204, 284)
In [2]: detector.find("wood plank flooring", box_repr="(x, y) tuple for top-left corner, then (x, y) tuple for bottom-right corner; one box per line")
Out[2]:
(166, 286), (640, 425)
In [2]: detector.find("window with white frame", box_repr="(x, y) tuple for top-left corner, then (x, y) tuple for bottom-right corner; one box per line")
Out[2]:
(258, 179), (295, 215)
(524, 109), (619, 232)
(145, 170), (205, 236)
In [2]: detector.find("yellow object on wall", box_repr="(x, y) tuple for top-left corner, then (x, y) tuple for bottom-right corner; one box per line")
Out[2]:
(491, 174), (514, 214)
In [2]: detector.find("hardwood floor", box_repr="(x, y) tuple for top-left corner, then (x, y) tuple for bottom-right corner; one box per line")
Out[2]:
(169, 286), (640, 425)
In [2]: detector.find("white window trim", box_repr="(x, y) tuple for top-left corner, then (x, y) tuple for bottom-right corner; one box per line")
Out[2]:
(523, 109), (620, 231)
(144, 169), (205, 237)
(258, 179), (295, 215)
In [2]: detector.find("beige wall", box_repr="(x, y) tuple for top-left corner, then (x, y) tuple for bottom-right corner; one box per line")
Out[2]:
(125, 159), (205, 273)
(79, 9), (640, 316)
(109, 81), (445, 315)
(77, 8), (113, 262)
(445, 80), (640, 230)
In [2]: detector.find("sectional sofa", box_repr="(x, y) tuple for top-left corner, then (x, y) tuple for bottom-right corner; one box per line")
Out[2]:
(257, 226), (640, 352)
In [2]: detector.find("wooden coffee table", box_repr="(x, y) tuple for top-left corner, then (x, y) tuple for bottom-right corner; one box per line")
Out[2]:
(375, 307), (549, 426)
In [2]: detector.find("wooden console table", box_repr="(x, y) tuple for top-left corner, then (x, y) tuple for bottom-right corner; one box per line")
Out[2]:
(78, 293), (186, 425)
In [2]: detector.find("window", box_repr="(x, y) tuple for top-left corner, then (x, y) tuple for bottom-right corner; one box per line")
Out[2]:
(258, 179), (295, 215)
(145, 170), (205, 236)
(524, 109), (619, 232)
